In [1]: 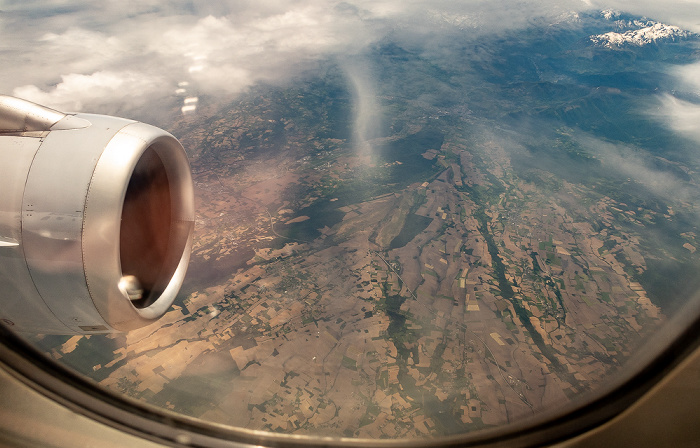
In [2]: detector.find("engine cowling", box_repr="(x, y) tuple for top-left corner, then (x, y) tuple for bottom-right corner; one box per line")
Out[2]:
(0, 96), (194, 334)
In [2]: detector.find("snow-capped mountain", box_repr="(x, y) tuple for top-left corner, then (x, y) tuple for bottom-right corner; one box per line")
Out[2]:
(601, 9), (620, 21)
(591, 18), (692, 48)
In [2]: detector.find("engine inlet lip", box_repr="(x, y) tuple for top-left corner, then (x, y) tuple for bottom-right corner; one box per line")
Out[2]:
(82, 121), (194, 331)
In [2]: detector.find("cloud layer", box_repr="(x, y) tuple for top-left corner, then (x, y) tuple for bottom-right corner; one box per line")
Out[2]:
(0, 0), (586, 113)
(1, 0), (699, 118)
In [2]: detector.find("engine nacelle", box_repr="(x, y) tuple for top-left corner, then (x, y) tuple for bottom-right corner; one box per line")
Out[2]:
(0, 96), (194, 334)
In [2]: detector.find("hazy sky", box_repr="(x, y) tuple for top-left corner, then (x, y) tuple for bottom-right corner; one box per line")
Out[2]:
(1, 1), (699, 118)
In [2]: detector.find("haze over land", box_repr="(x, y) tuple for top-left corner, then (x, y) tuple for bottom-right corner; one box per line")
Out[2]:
(5, 1), (700, 440)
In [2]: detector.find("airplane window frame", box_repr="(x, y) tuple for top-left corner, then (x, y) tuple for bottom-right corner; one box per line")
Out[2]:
(2, 4), (700, 446)
(1, 293), (699, 448)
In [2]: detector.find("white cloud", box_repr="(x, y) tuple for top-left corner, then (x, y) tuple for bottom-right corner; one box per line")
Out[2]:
(13, 71), (166, 113)
(38, 28), (125, 72)
(673, 61), (700, 95)
(653, 94), (700, 144)
(3, 3), (385, 109)
(648, 60), (700, 146)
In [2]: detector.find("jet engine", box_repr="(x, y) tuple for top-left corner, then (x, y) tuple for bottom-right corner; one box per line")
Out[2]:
(0, 96), (194, 334)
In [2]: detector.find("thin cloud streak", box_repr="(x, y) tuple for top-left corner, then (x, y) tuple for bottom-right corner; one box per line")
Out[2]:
(579, 134), (700, 208)
(341, 60), (383, 157)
